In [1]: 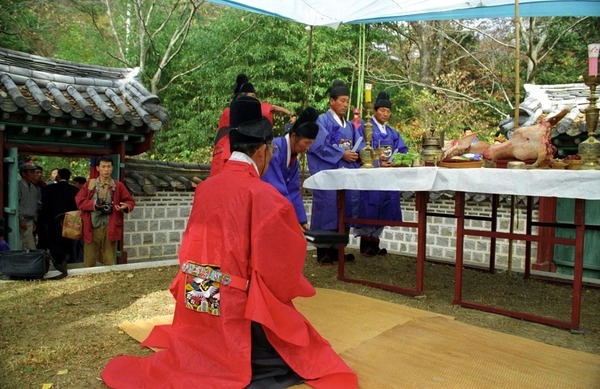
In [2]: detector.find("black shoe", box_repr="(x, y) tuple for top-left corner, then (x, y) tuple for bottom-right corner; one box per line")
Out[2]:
(318, 256), (335, 266)
(361, 247), (377, 257)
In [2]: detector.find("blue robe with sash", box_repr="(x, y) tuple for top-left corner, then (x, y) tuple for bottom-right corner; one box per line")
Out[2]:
(262, 135), (307, 225)
(306, 110), (365, 231)
(356, 118), (409, 237)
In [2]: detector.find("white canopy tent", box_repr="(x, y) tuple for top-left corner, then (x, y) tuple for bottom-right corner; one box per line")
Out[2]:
(206, 0), (600, 27)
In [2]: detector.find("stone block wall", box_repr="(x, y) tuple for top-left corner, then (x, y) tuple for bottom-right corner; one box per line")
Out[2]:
(124, 192), (537, 271)
(123, 193), (192, 262)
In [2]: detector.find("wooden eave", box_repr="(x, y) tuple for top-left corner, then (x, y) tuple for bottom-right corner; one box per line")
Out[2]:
(0, 47), (169, 157)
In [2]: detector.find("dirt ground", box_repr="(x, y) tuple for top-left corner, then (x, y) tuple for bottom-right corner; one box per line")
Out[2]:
(0, 249), (598, 389)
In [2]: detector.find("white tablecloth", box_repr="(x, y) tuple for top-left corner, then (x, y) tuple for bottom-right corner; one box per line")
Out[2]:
(303, 167), (600, 200)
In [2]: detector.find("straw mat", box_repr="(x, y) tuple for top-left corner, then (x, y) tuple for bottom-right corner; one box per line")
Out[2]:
(119, 288), (600, 388)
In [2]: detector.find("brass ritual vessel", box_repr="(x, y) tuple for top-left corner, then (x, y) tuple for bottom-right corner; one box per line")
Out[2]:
(579, 75), (600, 170)
(420, 128), (445, 166)
(359, 101), (379, 168)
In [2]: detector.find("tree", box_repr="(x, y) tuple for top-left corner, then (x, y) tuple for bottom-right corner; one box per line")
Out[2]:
(519, 17), (594, 83)
(0, 0), (56, 53)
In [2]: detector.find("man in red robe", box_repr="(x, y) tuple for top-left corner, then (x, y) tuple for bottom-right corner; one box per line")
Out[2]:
(102, 96), (358, 389)
(210, 74), (292, 177)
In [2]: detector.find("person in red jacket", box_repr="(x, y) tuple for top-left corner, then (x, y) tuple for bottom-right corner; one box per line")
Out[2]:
(102, 97), (358, 389)
(75, 156), (135, 267)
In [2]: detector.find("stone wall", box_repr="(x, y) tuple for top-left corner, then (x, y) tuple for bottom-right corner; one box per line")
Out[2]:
(123, 193), (191, 262)
(124, 192), (537, 271)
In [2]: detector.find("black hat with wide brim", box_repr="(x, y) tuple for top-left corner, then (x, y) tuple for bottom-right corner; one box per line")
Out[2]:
(229, 96), (272, 144)
(291, 106), (319, 139)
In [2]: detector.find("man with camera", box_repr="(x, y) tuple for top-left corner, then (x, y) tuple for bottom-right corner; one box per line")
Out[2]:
(75, 156), (135, 267)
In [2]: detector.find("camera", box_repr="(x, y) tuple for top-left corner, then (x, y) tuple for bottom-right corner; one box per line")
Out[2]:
(96, 199), (113, 215)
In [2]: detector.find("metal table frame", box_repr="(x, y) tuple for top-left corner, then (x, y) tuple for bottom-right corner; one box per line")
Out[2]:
(305, 167), (600, 330)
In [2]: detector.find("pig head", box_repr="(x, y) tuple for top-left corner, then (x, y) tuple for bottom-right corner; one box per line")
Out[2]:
(483, 110), (568, 168)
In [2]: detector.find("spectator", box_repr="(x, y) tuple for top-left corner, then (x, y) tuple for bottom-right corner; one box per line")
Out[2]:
(0, 217), (10, 251)
(47, 168), (58, 184)
(18, 162), (41, 249)
(40, 168), (79, 274)
(306, 79), (365, 265)
(101, 95), (358, 389)
(75, 156), (135, 267)
(262, 107), (319, 232)
(355, 91), (409, 256)
(69, 177), (87, 263)
(352, 108), (364, 130)
(0, 227), (9, 251)
(33, 165), (49, 249)
(284, 114), (297, 133)
(461, 126), (481, 159)
(72, 176), (87, 189)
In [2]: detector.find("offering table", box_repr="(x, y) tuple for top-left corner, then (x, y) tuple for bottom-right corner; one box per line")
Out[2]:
(303, 167), (600, 330)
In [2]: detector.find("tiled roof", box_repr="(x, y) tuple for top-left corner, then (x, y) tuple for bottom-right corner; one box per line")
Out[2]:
(499, 83), (597, 139)
(124, 158), (209, 195)
(0, 48), (169, 156)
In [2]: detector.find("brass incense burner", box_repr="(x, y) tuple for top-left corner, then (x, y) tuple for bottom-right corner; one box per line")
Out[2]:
(420, 128), (445, 165)
(579, 75), (599, 170)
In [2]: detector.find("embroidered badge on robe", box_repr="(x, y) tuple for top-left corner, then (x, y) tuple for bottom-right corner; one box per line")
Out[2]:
(339, 139), (352, 150)
(182, 263), (222, 316)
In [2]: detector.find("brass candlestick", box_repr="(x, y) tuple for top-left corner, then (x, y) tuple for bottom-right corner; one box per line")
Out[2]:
(579, 75), (599, 170)
(359, 101), (376, 168)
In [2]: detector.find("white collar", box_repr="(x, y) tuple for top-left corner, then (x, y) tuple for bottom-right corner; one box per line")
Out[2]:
(329, 108), (345, 127)
(229, 151), (259, 175)
(285, 134), (292, 166)
(374, 118), (387, 134)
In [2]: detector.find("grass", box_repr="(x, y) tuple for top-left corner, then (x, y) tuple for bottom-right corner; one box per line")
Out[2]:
(0, 249), (598, 388)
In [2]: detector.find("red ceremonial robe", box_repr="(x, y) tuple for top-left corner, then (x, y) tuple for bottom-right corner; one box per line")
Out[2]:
(102, 160), (358, 389)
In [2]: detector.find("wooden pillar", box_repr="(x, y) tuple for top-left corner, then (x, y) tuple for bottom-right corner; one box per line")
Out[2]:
(533, 197), (557, 271)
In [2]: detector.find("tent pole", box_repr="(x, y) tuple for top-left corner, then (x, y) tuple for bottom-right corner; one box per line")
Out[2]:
(304, 26), (314, 107)
(513, 0), (520, 129)
(508, 0), (521, 277)
(356, 24), (366, 115)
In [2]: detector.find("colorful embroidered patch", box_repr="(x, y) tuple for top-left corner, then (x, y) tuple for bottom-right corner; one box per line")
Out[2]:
(182, 262), (221, 316)
(339, 138), (352, 150)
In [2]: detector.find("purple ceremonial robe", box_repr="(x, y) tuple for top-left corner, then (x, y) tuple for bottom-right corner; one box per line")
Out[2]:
(306, 110), (365, 231)
(358, 119), (409, 226)
(262, 135), (307, 224)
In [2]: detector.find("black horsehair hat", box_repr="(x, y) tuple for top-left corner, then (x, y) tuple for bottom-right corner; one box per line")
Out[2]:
(374, 91), (392, 109)
(233, 73), (256, 95)
(233, 74), (248, 95)
(291, 107), (319, 139)
(229, 96), (272, 144)
(329, 79), (350, 98)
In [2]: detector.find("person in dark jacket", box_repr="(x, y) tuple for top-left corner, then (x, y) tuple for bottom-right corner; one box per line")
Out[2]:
(41, 168), (80, 273)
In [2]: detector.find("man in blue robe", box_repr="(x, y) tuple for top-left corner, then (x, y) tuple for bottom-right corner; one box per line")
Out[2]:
(355, 91), (409, 256)
(262, 107), (319, 232)
(306, 80), (365, 264)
